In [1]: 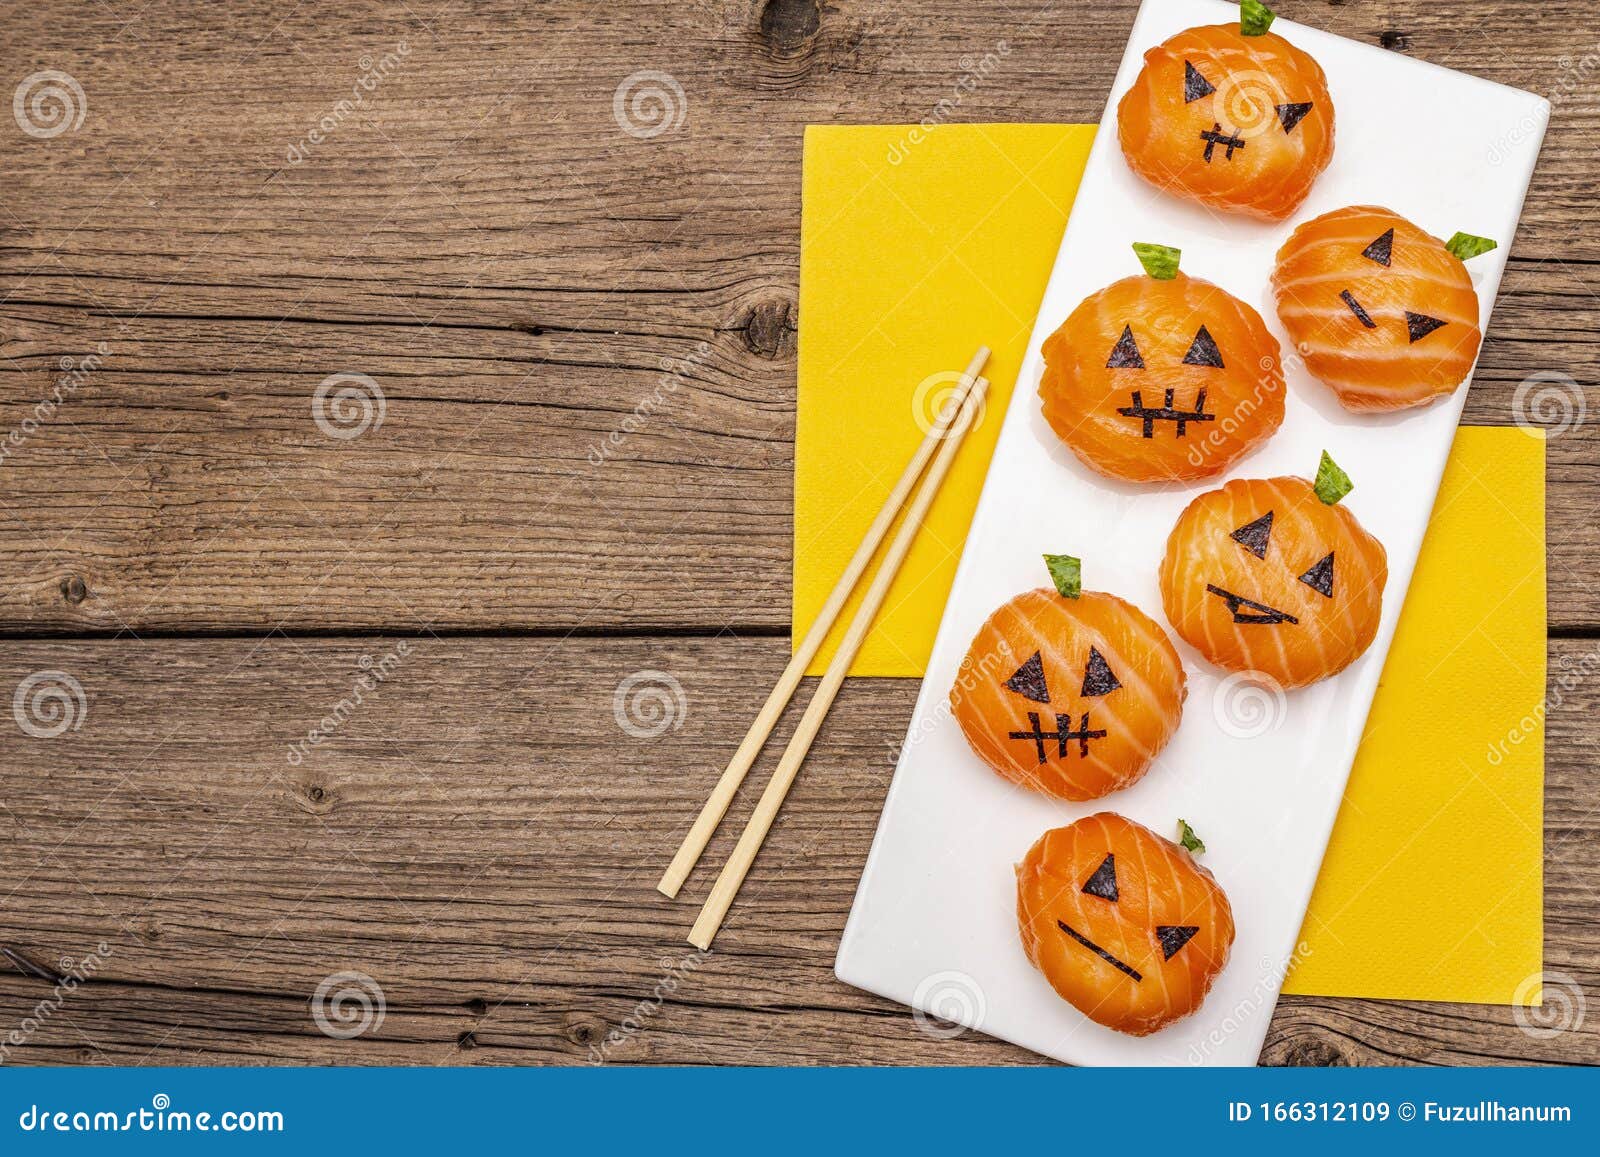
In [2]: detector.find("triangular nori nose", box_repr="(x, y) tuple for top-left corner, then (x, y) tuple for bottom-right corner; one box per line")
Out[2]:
(1005, 650), (1050, 704)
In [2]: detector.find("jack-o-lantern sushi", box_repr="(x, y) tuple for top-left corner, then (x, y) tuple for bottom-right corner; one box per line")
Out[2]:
(1018, 813), (1234, 1036)
(1159, 452), (1387, 688)
(951, 555), (1186, 801)
(1117, 1), (1334, 221)
(1041, 243), (1285, 483)
(1273, 205), (1497, 411)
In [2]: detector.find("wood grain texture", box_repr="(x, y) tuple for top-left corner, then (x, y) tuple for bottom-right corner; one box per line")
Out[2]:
(0, 636), (1595, 1066)
(0, 0), (1596, 1067)
(2, 0), (1598, 631)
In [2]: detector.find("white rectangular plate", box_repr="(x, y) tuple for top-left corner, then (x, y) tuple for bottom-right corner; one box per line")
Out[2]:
(835, 0), (1547, 1066)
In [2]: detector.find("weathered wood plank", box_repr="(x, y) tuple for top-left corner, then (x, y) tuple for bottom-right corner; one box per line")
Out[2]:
(2, 0), (1597, 631)
(0, 635), (1593, 1065)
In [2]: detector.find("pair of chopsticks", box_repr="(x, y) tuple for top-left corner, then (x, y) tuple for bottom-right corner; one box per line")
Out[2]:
(659, 346), (993, 950)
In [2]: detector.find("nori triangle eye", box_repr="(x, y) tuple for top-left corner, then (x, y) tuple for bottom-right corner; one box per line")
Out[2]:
(1081, 853), (1119, 902)
(1182, 325), (1224, 368)
(1360, 228), (1394, 266)
(1005, 651), (1051, 703)
(1080, 646), (1122, 696)
(1156, 925), (1200, 960)
(1275, 101), (1313, 133)
(1106, 325), (1145, 368)
(1229, 510), (1273, 558)
(1298, 552), (1335, 597)
(1183, 60), (1215, 103)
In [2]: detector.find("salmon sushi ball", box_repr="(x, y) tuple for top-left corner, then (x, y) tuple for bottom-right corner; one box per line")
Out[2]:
(1117, 1), (1334, 221)
(1273, 205), (1496, 411)
(1018, 813), (1235, 1036)
(1040, 243), (1285, 483)
(1158, 452), (1387, 689)
(951, 555), (1186, 802)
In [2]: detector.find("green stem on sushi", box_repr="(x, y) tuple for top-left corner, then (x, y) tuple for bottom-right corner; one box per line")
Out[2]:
(1132, 242), (1181, 280)
(1313, 450), (1354, 505)
(1240, 0), (1275, 36)
(1446, 231), (1498, 261)
(1043, 553), (1082, 599)
(1177, 819), (1206, 854)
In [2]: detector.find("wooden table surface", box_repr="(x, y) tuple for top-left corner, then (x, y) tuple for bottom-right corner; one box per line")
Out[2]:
(2, 0), (1597, 1066)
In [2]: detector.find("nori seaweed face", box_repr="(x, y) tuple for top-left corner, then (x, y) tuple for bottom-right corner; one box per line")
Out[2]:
(1229, 510), (1274, 558)
(1406, 311), (1448, 343)
(1340, 289), (1377, 328)
(1275, 101), (1313, 133)
(1080, 646), (1123, 697)
(1361, 228), (1395, 266)
(1183, 59), (1215, 103)
(1080, 854), (1120, 902)
(1182, 325), (1225, 368)
(1298, 551), (1336, 598)
(1004, 651), (1051, 704)
(1156, 925), (1200, 960)
(1106, 325), (1146, 368)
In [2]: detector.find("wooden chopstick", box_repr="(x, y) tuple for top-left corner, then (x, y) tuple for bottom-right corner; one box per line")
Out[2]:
(656, 346), (991, 899)
(687, 373), (992, 949)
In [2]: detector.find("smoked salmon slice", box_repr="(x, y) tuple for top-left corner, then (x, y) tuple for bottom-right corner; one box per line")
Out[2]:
(1017, 812), (1235, 1036)
(1117, 1), (1334, 221)
(951, 555), (1185, 802)
(1273, 205), (1495, 411)
(1040, 243), (1285, 483)
(1158, 453), (1387, 689)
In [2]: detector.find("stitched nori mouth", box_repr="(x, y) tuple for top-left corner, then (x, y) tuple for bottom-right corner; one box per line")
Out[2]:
(1057, 919), (1143, 982)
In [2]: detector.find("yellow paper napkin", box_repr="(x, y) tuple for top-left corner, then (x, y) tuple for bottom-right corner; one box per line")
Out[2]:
(795, 123), (1544, 1005)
